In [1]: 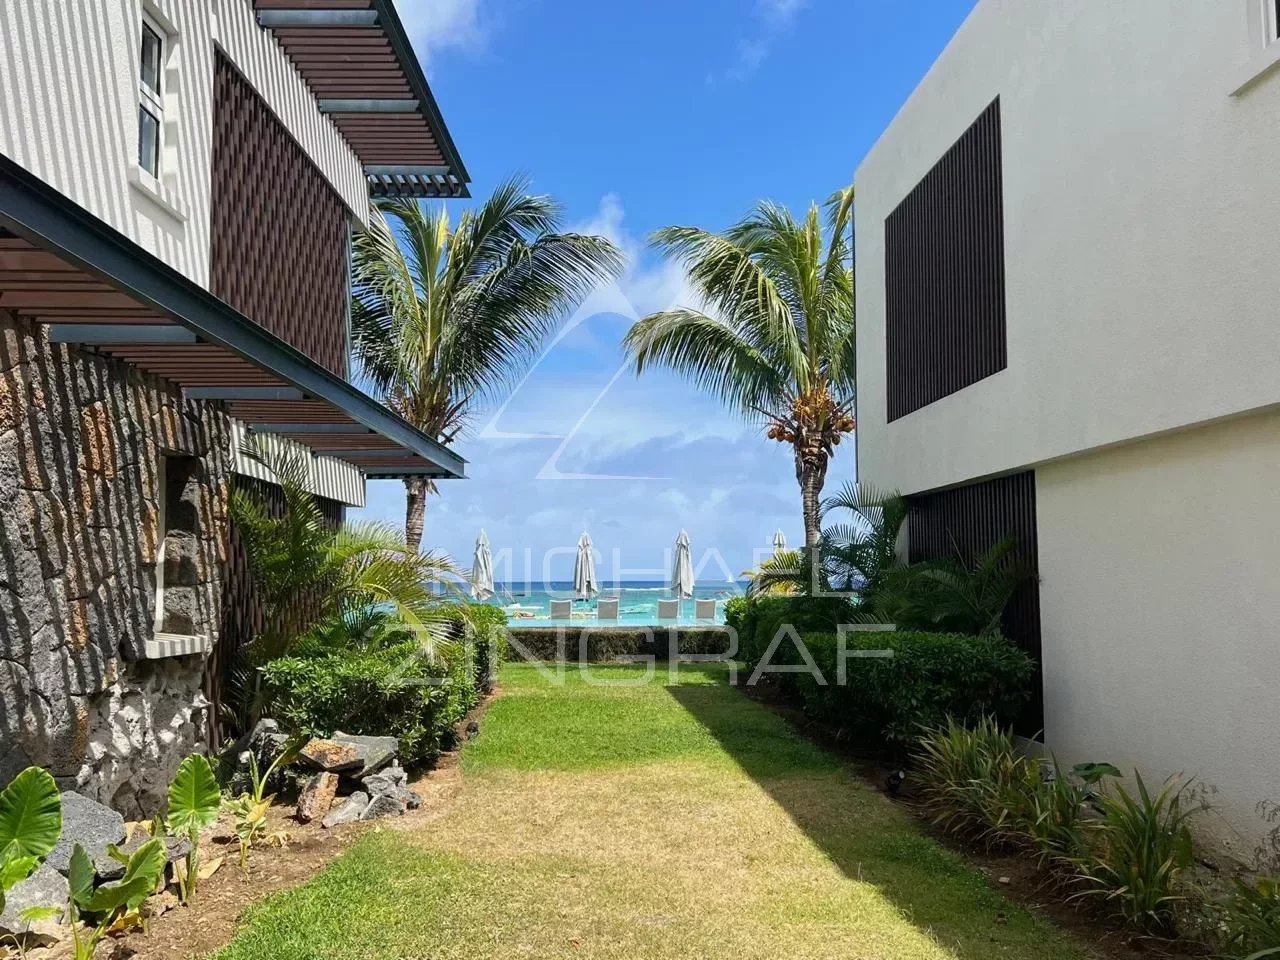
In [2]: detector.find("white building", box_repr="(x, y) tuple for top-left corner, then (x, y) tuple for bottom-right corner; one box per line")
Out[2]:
(855, 0), (1280, 857)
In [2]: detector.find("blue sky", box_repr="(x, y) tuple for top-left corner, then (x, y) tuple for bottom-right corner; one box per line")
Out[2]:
(352, 0), (977, 582)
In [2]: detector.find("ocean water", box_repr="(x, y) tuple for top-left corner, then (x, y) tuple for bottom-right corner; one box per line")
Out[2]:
(477, 580), (746, 626)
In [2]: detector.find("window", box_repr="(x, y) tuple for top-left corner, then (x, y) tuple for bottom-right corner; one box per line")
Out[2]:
(1272, 0), (1280, 42)
(138, 18), (164, 176)
(884, 98), (1007, 421)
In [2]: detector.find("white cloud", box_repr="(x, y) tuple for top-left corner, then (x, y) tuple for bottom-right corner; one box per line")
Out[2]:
(397, 0), (485, 65)
(720, 0), (807, 82)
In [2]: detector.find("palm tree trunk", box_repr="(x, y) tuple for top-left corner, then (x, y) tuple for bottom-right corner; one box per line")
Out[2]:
(796, 448), (829, 589)
(404, 477), (428, 553)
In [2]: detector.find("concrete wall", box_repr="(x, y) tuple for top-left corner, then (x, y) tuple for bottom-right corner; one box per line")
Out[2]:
(0, 311), (230, 817)
(0, 0), (369, 291)
(855, 0), (1280, 496)
(853, 1), (1280, 855)
(1037, 410), (1280, 861)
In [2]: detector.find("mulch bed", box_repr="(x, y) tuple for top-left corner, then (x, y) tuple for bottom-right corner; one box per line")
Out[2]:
(101, 692), (499, 960)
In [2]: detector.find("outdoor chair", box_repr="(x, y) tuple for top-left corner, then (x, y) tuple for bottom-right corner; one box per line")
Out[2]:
(695, 598), (717, 620)
(550, 599), (572, 619)
(657, 598), (680, 620)
(597, 597), (620, 621)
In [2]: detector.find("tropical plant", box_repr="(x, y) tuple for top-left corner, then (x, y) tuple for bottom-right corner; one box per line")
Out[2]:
(869, 536), (1033, 635)
(1019, 759), (1120, 868)
(1070, 773), (1199, 933)
(0, 768), (62, 915)
(746, 484), (907, 597)
(623, 186), (855, 563)
(1219, 875), (1280, 960)
(166, 754), (221, 904)
(351, 178), (624, 551)
(226, 442), (462, 730)
(224, 737), (302, 875)
(67, 839), (166, 960)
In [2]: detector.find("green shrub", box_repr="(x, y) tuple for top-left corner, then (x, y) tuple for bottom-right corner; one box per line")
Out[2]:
(1070, 773), (1199, 933)
(506, 626), (731, 662)
(261, 642), (478, 765)
(1219, 875), (1280, 960)
(914, 717), (1037, 845)
(772, 630), (1033, 749)
(455, 604), (508, 691)
(735, 595), (854, 664)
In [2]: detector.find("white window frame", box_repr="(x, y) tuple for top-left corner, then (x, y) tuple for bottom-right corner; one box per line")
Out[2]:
(152, 455), (168, 634)
(138, 13), (166, 177)
(1271, 0), (1280, 44)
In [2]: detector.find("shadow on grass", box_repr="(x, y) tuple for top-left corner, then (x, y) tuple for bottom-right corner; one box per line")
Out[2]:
(664, 666), (1077, 959)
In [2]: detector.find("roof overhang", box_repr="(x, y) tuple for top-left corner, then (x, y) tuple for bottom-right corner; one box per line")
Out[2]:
(0, 154), (465, 480)
(254, 0), (471, 199)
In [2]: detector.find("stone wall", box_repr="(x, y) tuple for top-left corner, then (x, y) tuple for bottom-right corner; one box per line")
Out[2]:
(0, 311), (230, 818)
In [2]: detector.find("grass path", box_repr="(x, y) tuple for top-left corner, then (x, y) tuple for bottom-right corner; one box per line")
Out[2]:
(211, 664), (1092, 959)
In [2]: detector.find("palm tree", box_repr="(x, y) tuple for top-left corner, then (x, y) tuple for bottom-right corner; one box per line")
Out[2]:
(350, 177), (624, 552)
(622, 187), (855, 564)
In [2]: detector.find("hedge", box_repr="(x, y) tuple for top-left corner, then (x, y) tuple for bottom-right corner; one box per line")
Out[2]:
(506, 626), (731, 662)
(262, 603), (508, 766)
(728, 595), (1033, 752)
(760, 629), (1033, 750)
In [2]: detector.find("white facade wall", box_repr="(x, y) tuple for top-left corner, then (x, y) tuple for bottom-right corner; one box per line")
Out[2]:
(855, 1), (1280, 851)
(856, 0), (1280, 496)
(0, 0), (369, 291)
(1037, 411), (1280, 858)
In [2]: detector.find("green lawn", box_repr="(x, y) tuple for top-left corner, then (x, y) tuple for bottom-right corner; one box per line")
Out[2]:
(211, 663), (1092, 959)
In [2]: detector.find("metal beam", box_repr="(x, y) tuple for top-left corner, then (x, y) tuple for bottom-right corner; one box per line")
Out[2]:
(363, 466), (451, 478)
(309, 447), (419, 458)
(48, 323), (196, 344)
(0, 155), (466, 480)
(184, 386), (305, 401)
(257, 10), (378, 27)
(364, 165), (451, 177)
(317, 99), (419, 114)
(249, 423), (372, 435)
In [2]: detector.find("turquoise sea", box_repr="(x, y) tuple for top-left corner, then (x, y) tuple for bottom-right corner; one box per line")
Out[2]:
(478, 580), (746, 625)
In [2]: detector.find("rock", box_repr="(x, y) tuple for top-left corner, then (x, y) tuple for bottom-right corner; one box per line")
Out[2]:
(295, 772), (339, 824)
(396, 788), (422, 811)
(384, 761), (408, 788)
(299, 738), (361, 773)
(321, 791), (369, 829)
(360, 793), (406, 821)
(48, 792), (125, 874)
(331, 732), (398, 776)
(0, 863), (69, 935)
(94, 833), (190, 880)
(360, 773), (398, 799)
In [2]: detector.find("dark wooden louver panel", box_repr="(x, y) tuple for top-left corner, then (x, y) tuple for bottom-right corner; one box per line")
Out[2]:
(211, 55), (349, 379)
(885, 98), (1006, 421)
(907, 471), (1043, 735)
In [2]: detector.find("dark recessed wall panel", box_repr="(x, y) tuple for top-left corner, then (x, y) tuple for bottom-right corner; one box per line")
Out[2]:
(211, 55), (349, 379)
(885, 98), (1006, 421)
(907, 471), (1043, 735)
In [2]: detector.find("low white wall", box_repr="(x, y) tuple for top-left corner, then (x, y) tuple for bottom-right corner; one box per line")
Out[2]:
(1037, 410), (1280, 859)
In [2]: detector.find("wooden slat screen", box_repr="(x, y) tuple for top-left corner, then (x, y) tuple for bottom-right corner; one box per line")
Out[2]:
(885, 98), (1006, 421)
(211, 55), (349, 379)
(907, 471), (1044, 735)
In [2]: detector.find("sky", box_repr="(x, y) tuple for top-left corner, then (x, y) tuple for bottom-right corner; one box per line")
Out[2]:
(351, 0), (978, 583)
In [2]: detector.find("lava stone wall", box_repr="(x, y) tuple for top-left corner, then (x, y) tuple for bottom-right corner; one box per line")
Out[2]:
(0, 311), (230, 816)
